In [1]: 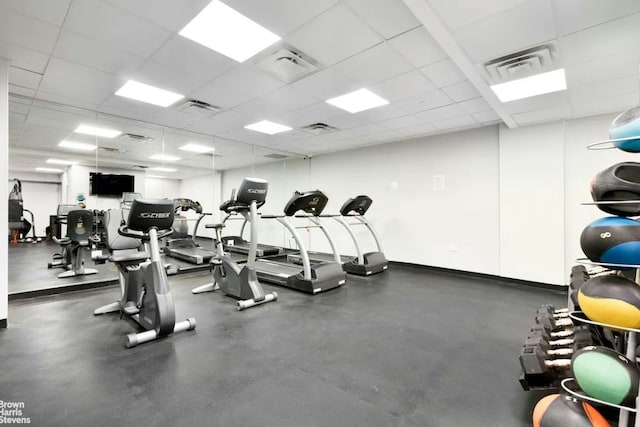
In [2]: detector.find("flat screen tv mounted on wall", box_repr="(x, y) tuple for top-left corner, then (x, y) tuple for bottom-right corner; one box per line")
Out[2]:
(89, 173), (135, 196)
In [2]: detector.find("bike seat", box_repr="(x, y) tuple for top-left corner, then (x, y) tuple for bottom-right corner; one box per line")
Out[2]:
(109, 251), (150, 264)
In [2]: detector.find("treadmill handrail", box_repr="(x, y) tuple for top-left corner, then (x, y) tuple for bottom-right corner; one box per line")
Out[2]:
(275, 217), (312, 280)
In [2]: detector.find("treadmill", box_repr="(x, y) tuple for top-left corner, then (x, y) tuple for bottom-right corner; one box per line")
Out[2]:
(288, 195), (388, 276)
(163, 198), (216, 264)
(254, 190), (347, 294)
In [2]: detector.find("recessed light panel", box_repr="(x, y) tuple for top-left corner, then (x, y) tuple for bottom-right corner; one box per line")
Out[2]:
(244, 120), (292, 135)
(58, 140), (97, 151)
(74, 124), (121, 138)
(326, 89), (389, 113)
(490, 69), (567, 102)
(46, 158), (78, 165)
(115, 80), (184, 107)
(149, 167), (177, 173)
(35, 167), (64, 173)
(179, 143), (215, 154)
(150, 154), (181, 162)
(179, 0), (281, 63)
(146, 175), (167, 179)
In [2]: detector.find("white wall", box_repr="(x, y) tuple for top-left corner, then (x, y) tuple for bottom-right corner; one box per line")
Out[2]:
(218, 113), (636, 286)
(223, 126), (502, 274)
(1, 57), (9, 324)
(499, 122), (566, 284)
(8, 173), (62, 237)
(145, 177), (181, 199)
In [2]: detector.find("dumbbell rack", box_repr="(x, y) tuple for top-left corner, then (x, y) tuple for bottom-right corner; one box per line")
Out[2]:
(564, 260), (640, 427)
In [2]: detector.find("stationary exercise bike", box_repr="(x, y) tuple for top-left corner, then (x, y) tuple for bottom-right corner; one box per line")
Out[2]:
(192, 178), (277, 310)
(94, 198), (196, 348)
(51, 209), (99, 278)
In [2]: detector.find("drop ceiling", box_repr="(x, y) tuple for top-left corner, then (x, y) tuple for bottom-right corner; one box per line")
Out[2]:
(2, 0), (639, 178)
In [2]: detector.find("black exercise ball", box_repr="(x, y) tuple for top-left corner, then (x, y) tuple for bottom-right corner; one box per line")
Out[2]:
(590, 162), (640, 216)
(580, 217), (640, 265)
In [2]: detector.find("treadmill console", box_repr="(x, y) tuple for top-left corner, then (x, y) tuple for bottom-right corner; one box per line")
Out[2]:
(220, 178), (268, 213)
(340, 195), (372, 216)
(173, 198), (203, 214)
(284, 190), (328, 217)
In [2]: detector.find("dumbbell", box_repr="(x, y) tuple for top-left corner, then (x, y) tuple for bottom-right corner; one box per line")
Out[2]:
(537, 304), (570, 319)
(519, 345), (571, 375)
(526, 328), (593, 351)
(531, 322), (574, 339)
(535, 312), (573, 331)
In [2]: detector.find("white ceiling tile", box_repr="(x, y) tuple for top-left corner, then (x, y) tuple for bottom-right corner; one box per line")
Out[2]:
(333, 43), (414, 86)
(472, 110), (502, 123)
(53, 29), (146, 75)
(3, 0), (71, 26)
(566, 49), (640, 87)
(394, 89), (453, 115)
(259, 85), (322, 113)
(432, 115), (478, 130)
(147, 109), (200, 129)
(388, 26), (447, 68)
(345, 0), (420, 39)
(9, 112), (27, 124)
(323, 111), (374, 130)
(191, 65), (285, 109)
(185, 110), (247, 135)
(9, 67), (41, 90)
(513, 105), (571, 125)
(275, 102), (340, 128)
(0, 43), (50, 74)
(105, 0), (210, 32)
(571, 92), (639, 119)
(570, 74), (639, 105)
(554, 0), (640, 36)
(378, 114), (424, 130)
(427, 0), (530, 31)
(285, 4), (382, 66)
(503, 90), (569, 115)
(98, 95), (164, 121)
(39, 58), (119, 107)
(348, 104), (406, 123)
(223, 0), (339, 36)
(415, 104), (466, 123)
(231, 98), (290, 123)
(561, 13), (640, 65)
(0, 9), (60, 54)
(133, 60), (206, 95)
(9, 85), (36, 98)
(64, 0), (172, 57)
(288, 67), (359, 99)
(220, 127), (288, 147)
(453, 0), (557, 62)
(420, 59), (467, 88)
(397, 122), (437, 137)
(372, 71), (436, 102)
(148, 36), (237, 89)
(441, 80), (480, 102)
(457, 97), (492, 114)
(9, 101), (31, 115)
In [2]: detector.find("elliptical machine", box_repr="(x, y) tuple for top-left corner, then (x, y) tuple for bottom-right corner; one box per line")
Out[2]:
(94, 198), (196, 348)
(192, 178), (278, 311)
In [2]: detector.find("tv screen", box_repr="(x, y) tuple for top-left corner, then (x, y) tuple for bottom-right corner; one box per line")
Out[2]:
(90, 173), (135, 196)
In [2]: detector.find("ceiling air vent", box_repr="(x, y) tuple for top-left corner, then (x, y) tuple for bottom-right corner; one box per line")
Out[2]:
(132, 165), (149, 169)
(176, 99), (220, 117)
(120, 133), (154, 143)
(479, 42), (560, 85)
(264, 153), (288, 159)
(300, 122), (338, 135)
(97, 147), (125, 154)
(256, 47), (319, 84)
